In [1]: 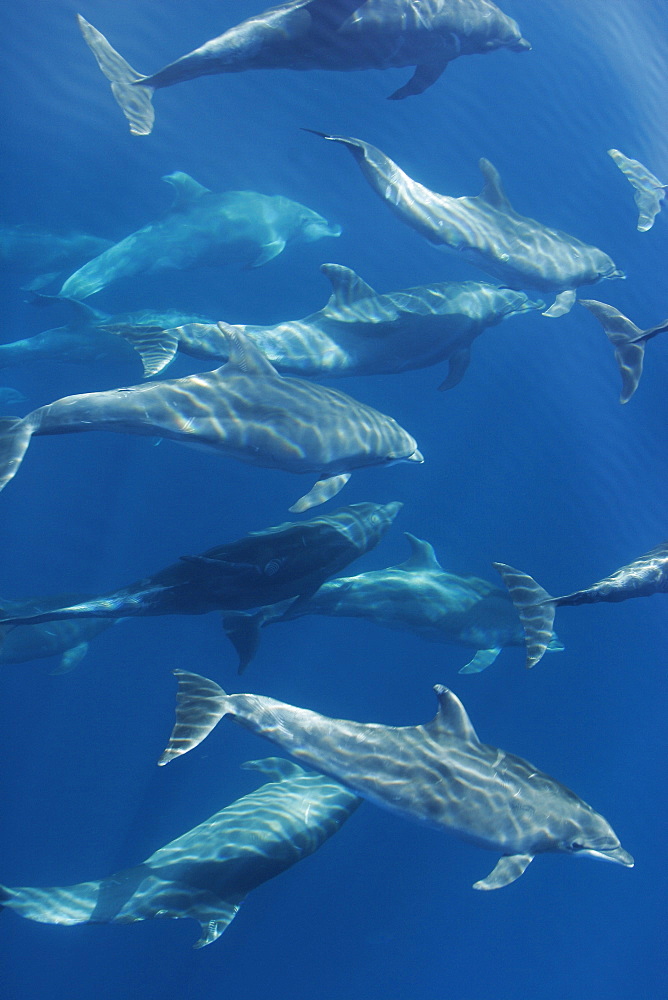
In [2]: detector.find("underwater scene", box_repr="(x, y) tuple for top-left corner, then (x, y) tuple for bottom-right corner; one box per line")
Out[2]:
(0, 2), (666, 998)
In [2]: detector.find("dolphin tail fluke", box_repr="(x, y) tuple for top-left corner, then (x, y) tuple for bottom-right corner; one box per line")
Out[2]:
(158, 670), (229, 765)
(0, 417), (33, 493)
(77, 15), (155, 136)
(98, 323), (180, 377)
(579, 299), (649, 403)
(492, 562), (556, 669)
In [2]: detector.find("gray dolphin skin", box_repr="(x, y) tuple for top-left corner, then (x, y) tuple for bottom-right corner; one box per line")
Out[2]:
(579, 299), (668, 403)
(495, 541), (668, 669)
(307, 132), (624, 317)
(608, 149), (667, 232)
(0, 329), (421, 511)
(57, 172), (340, 300)
(0, 595), (118, 673)
(0, 225), (112, 290)
(0, 758), (361, 948)
(222, 532), (563, 674)
(76, 2), (530, 136)
(0, 502), (401, 627)
(158, 672), (633, 889)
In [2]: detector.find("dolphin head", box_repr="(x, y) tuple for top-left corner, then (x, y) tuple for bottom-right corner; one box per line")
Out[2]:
(556, 800), (633, 869)
(341, 500), (404, 550)
(477, 12), (531, 53)
(298, 209), (342, 244)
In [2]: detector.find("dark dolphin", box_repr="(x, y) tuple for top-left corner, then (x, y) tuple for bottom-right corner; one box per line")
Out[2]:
(0, 225), (112, 291)
(0, 595), (118, 673)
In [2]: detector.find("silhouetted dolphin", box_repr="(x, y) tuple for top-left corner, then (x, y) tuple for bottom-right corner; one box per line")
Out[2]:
(580, 299), (668, 403)
(58, 172), (340, 300)
(0, 329), (421, 510)
(222, 532), (563, 674)
(0, 503), (401, 627)
(0, 758), (360, 948)
(0, 225), (112, 291)
(0, 389), (26, 413)
(307, 132), (624, 317)
(495, 541), (668, 668)
(77, 2), (530, 136)
(608, 149), (666, 232)
(159, 672), (633, 889)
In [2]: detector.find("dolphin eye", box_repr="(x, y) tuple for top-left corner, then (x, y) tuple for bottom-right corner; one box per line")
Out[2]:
(370, 513), (380, 525)
(571, 842), (585, 852)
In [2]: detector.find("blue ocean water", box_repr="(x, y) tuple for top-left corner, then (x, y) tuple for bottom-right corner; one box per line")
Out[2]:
(0, 2), (666, 997)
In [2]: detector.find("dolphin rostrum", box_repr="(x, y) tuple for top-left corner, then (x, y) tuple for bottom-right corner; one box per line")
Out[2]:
(494, 541), (668, 668)
(77, 3), (530, 136)
(0, 502), (401, 629)
(0, 329), (422, 510)
(158, 672), (633, 890)
(0, 758), (361, 948)
(579, 299), (668, 403)
(307, 132), (624, 317)
(608, 149), (667, 232)
(58, 172), (340, 300)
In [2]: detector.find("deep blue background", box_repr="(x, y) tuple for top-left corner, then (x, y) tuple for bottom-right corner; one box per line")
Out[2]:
(0, 2), (666, 998)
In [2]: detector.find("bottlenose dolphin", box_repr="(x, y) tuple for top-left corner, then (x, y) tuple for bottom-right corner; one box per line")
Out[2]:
(608, 149), (666, 232)
(221, 532), (563, 674)
(0, 389), (26, 412)
(0, 758), (360, 948)
(0, 329), (421, 510)
(77, 2), (530, 136)
(0, 503), (401, 628)
(495, 541), (668, 669)
(579, 299), (668, 403)
(58, 172), (341, 300)
(0, 225), (112, 290)
(307, 132), (624, 317)
(159, 672), (633, 889)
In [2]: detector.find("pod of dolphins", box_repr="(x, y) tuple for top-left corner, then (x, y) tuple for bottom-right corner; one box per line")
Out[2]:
(1, 0), (665, 953)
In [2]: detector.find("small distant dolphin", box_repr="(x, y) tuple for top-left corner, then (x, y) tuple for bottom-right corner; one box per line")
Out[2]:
(77, 3), (530, 136)
(0, 389), (26, 412)
(221, 532), (563, 674)
(159, 672), (633, 889)
(58, 172), (341, 300)
(0, 329), (421, 511)
(0, 503), (401, 628)
(0, 225), (112, 291)
(0, 758), (360, 948)
(307, 132), (624, 317)
(494, 541), (668, 668)
(608, 149), (666, 232)
(579, 299), (668, 403)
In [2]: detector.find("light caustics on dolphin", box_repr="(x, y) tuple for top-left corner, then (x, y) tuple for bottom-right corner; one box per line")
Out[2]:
(0, 328), (422, 511)
(494, 541), (668, 669)
(608, 149), (666, 232)
(158, 672), (633, 890)
(0, 758), (360, 948)
(306, 132), (624, 317)
(76, 2), (530, 136)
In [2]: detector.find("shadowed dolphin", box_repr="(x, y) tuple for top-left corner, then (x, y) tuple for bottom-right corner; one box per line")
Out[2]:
(0, 502), (401, 628)
(608, 149), (667, 232)
(0, 758), (361, 948)
(306, 132), (624, 317)
(77, 2), (530, 136)
(0, 329), (421, 510)
(158, 672), (633, 889)
(579, 299), (668, 403)
(0, 225), (112, 291)
(221, 532), (563, 674)
(494, 541), (668, 669)
(0, 389), (26, 413)
(57, 171), (340, 300)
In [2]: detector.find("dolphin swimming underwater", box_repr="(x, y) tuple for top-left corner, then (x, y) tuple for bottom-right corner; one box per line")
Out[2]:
(494, 541), (668, 669)
(77, 2), (530, 136)
(57, 171), (340, 300)
(0, 758), (361, 948)
(0, 389), (26, 413)
(158, 672), (633, 889)
(0, 329), (421, 510)
(608, 149), (667, 232)
(307, 132), (624, 317)
(0, 595), (118, 673)
(0, 225), (112, 291)
(579, 299), (668, 403)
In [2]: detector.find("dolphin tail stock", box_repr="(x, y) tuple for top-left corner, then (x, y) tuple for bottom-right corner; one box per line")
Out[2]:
(579, 299), (657, 403)
(492, 563), (556, 670)
(76, 15), (155, 136)
(158, 670), (230, 765)
(0, 416), (34, 493)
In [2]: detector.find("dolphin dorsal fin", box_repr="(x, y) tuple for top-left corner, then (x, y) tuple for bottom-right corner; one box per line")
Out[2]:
(477, 159), (513, 211)
(216, 324), (280, 377)
(162, 171), (210, 209)
(426, 685), (479, 743)
(398, 532), (443, 572)
(321, 264), (376, 309)
(241, 757), (308, 781)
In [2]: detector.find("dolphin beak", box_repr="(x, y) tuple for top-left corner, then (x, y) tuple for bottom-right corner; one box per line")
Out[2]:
(408, 449), (424, 464)
(511, 38), (532, 52)
(582, 845), (634, 867)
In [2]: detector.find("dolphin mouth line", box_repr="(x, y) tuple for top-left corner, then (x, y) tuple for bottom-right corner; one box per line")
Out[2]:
(579, 846), (634, 867)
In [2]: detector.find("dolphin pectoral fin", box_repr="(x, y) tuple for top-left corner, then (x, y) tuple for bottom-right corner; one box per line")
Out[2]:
(222, 610), (263, 675)
(579, 300), (648, 403)
(542, 290), (576, 317)
(194, 900), (245, 949)
(387, 58), (448, 101)
(251, 240), (287, 268)
(438, 348), (471, 391)
(493, 563), (556, 669)
(50, 642), (90, 675)
(473, 854), (534, 890)
(158, 670), (229, 766)
(76, 16), (155, 136)
(458, 647), (501, 674)
(289, 473), (351, 513)
(0, 416), (33, 493)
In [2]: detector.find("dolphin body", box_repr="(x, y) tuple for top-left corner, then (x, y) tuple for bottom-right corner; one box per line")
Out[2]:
(0, 758), (361, 948)
(0, 225), (112, 291)
(221, 532), (563, 674)
(307, 132), (624, 317)
(608, 149), (667, 232)
(0, 503), (401, 628)
(57, 171), (341, 301)
(494, 541), (668, 669)
(77, 2), (530, 136)
(0, 329), (421, 510)
(158, 672), (633, 890)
